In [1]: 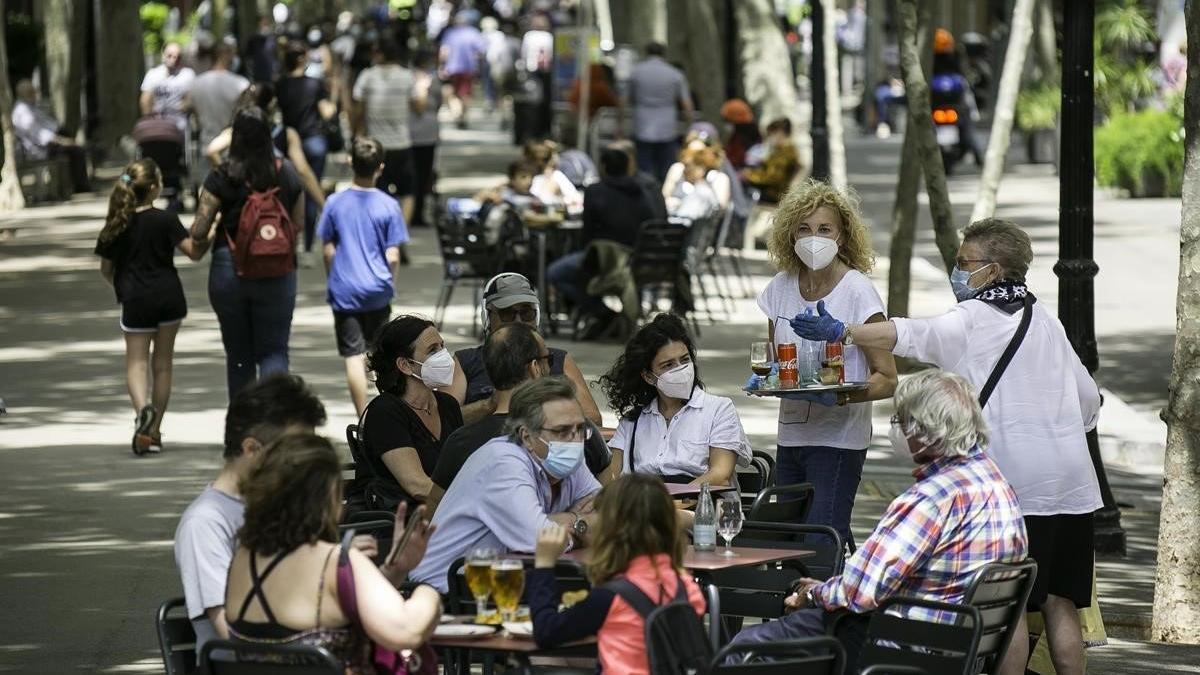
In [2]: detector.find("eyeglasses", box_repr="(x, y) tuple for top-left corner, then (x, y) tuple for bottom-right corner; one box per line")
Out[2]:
(955, 258), (992, 268)
(496, 306), (538, 323)
(539, 424), (592, 441)
(531, 353), (553, 366)
(889, 414), (902, 426)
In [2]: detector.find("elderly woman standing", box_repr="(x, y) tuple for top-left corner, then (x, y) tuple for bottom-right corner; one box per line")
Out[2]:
(792, 217), (1101, 675)
(757, 179), (897, 544)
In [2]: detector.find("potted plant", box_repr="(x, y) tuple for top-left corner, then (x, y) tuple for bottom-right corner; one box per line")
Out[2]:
(1015, 84), (1060, 165)
(1095, 105), (1184, 198)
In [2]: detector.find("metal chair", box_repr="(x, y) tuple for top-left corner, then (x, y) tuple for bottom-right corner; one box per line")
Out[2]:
(342, 424), (365, 510)
(857, 596), (983, 675)
(748, 483), (816, 524)
(200, 639), (342, 674)
(337, 513), (393, 565)
(433, 208), (506, 332)
(711, 636), (846, 675)
(860, 666), (931, 675)
(630, 219), (701, 335)
(736, 461), (770, 510)
(752, 450), (776, 486)
(156, 597), (198, 675)
(962, 560), (1038, 674)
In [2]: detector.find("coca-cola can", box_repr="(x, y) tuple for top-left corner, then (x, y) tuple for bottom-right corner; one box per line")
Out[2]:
(778, 343), (798, 389)
(825, 342), (845, 385)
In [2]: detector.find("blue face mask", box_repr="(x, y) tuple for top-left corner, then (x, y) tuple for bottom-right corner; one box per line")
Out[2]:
(950, 263), (994, 302)
(538, 438), (585, 479)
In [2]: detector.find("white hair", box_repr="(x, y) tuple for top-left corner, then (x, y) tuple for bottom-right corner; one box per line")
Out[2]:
(894, 369), (989, 459)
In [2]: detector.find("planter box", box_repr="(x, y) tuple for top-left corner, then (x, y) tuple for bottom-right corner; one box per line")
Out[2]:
(1024, 128), (1058, 165)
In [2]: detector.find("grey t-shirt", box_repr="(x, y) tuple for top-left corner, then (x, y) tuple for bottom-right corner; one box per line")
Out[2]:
(173, 485), (244, 655)
(353, 64), (415, 150)
(627, 56), (690, 142)
(190, 69), (250, 148)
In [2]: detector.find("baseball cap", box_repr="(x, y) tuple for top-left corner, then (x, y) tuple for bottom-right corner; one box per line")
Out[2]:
(485, 274), (539, 309)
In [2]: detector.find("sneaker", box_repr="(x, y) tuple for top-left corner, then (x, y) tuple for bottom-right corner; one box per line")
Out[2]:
(875, 123), (891, 139)
(132, 404), (155, 456)
(147, 433), (163, 454)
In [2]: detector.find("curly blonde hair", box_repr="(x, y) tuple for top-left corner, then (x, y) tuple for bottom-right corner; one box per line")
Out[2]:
(766, 178), (875, 276)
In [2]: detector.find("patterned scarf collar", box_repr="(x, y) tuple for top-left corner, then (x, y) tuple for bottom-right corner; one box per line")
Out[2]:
(973, 280), (1035, 315)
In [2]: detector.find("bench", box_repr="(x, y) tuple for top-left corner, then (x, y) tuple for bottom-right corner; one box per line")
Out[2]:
(18, 156), (72, 203)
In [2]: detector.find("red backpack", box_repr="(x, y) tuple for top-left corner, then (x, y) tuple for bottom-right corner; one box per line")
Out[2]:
(225, 165), (297, 279)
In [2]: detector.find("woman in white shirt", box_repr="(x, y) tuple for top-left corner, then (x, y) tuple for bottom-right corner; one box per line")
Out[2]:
(600, 313), (751, 486)
(524, 139), (582, 211)
(661, 139), (732, 218)
(791, 217), (1101, 675)
(755, 179), (897, 543)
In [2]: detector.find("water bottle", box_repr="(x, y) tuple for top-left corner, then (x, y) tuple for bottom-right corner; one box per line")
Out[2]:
(693, 483), (717, 551)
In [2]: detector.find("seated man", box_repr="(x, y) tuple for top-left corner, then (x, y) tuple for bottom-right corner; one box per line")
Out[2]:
(728, 369), (1028, 671)
(172, 374), (327, 656)
(473, 159), (562, 227)
(448, 273), (601, 425)
(428, 322), (552, 513)
(410, 376), (602, 592)
(11, 79), (90, 193)
(548, 146), (665, 332)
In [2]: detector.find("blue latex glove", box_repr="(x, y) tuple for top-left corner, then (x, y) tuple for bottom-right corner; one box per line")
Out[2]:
(746, 374), (763, 390)
(778, 391), (837, 406)
(790, 300), (846, 343)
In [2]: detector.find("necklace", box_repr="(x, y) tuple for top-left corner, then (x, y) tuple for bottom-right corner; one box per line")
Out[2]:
(404, 394), (434, 413)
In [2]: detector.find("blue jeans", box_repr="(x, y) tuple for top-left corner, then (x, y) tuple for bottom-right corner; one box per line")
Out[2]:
(776, 445), (868, 545)
(547, 250), (588, 306)
(300, 133), (328, 252)
(208, 247), (298, 399)
(635, 139), (679, 183)
(727, 607), (870, 672)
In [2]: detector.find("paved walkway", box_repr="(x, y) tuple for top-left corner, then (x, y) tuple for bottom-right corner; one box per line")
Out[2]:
(0, 110), (1192, 672)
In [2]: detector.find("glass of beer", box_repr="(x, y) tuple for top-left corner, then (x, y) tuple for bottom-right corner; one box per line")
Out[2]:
(750, 341), (771, 377)
(466, 548), (498, 622)
(490, 559), (526, 622)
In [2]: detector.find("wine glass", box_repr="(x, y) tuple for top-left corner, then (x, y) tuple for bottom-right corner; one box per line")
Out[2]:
(717, 495), (744, 556)
(750, 341), (771, 378)
(466, 547), (498, 622)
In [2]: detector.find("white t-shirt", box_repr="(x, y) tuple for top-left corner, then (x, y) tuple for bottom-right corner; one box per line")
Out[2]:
(757, 269), (885, 449)
(353, 64), (415, 150)
(610, 388), (751, 478)
(893, 299), (1103, 516)
(173, 485), (244, 657)
(141, 64), (196, 120)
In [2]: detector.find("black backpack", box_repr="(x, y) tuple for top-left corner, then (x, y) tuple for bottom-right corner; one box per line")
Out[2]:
(601, 576), (712, 675)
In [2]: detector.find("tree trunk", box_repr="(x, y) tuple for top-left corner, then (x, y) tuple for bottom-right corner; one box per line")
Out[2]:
(44, 0), (86, 133)
(887, 118), (921, 318)
(823, 0), (847, 190)
(212, 0), (227, 41)
(1033, 0), (1058, 85)
(970, 0), (1035, 224)
(667, 0), (724, 121)
(235, 0), (259, 53)
(93, 0), (143, 154)
(1151, 0), (1200, 645)
(0, 0), (26, 212)
(733, 0), (798, 129)
(896, 0), (957, 272)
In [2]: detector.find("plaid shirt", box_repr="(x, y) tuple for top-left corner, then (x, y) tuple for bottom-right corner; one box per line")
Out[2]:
(811, 447), (1027, 621)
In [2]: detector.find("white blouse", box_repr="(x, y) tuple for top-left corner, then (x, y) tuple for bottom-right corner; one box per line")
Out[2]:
(610, 388), (751, 479)
(892, 299), (1103, 516)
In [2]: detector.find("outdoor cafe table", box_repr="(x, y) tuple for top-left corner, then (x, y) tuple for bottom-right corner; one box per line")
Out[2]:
(553, 544), (814, 572)
(431, 619), (596, 675)
(664, 483), (738, 498)
(529, 217), (583, 334)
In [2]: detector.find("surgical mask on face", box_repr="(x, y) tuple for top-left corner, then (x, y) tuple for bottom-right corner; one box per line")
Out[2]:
(950, 262), (995, 302)
(794, 236), (839, 271)
(889, 423), (915, 463)
(411, 348), (455, 388)
(654, 362), (696, 400)
(538, 438), (585, 479)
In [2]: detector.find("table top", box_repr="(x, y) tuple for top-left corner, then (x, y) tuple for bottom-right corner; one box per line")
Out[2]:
(430, 619), (596, 654)
(664, 483), (737, 497)
(553, 544), (811, 571)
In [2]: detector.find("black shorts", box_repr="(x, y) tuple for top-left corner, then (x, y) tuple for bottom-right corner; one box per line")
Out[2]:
(376, 148), (416, 198)
(121, 293), (187, 332)
(1024, 512), (1094, 610)
(333, 306), (391, 357)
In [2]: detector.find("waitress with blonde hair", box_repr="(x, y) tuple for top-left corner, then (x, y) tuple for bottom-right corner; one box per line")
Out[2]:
(755, 179), (896, 543)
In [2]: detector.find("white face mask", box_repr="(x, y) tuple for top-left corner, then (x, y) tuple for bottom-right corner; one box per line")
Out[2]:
(654, 362), (696, 400)
(794, 236), (839, 271)
(889, 422), (915, 464)
(411, 348), (455, 388)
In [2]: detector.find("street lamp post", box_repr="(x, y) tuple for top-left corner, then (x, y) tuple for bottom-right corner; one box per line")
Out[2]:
(810, 0), (830, 181)
(1054, 0), (1127, 556)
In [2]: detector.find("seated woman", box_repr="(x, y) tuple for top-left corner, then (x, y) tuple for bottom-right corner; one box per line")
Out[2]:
(225, 434), (441, 666)
(741, 118), (801, 204)
(523, 139), (583, 212)
(527, 474), (705, 674)
(600, 313), (750, 485)
(661, 141), (731, 221)
(360, 315), (464, 510)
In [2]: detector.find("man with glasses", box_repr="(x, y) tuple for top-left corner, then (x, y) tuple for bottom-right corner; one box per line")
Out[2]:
(449, 273), (602, 425)
(410, 376), (601, 592)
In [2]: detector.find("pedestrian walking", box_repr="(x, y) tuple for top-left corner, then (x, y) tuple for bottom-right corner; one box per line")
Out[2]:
(626, 42), (693, 182)
(188, 43), (249, 173)
(408, 48), (443, 228)
(276, 42), (336, 260)
(790, 217), (1102, 675)
(352, 39), (423, 225)
(188, 106), (306, 400)
(140, 42), (195, 133)
(439, 12), (485, 128)
(318, 137), (409, 416)
(750, 179), (898, 544)
(94, 159), (203, 455)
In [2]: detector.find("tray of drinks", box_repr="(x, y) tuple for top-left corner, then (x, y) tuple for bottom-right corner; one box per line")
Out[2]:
(743, 382), (870, 397)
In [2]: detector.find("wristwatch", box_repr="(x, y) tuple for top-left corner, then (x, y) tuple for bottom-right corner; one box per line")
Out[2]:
(842, 324), (855, 346)
(571, 513), (589, 539)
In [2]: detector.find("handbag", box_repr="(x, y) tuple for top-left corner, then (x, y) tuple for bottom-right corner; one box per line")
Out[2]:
(335, 537), (437, 675)
(977, 294), (1034, 409)
(322, 116), (345, 153)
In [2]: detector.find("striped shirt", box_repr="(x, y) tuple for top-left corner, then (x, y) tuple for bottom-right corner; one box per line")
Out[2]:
(353, 64), (415, 150)
(811, 447), (1027, 621)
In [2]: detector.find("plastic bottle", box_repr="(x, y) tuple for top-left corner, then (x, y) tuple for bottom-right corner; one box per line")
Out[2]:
(694, 483), (717, 551)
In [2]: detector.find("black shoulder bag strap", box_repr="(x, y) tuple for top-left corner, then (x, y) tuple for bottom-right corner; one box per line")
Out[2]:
(627, 411), (642, 473)
(978, 295), (1035, 409)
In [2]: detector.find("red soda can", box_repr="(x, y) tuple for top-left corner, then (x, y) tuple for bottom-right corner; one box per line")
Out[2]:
(825, 343), (845, 385)
(778, 343), (798, 389)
